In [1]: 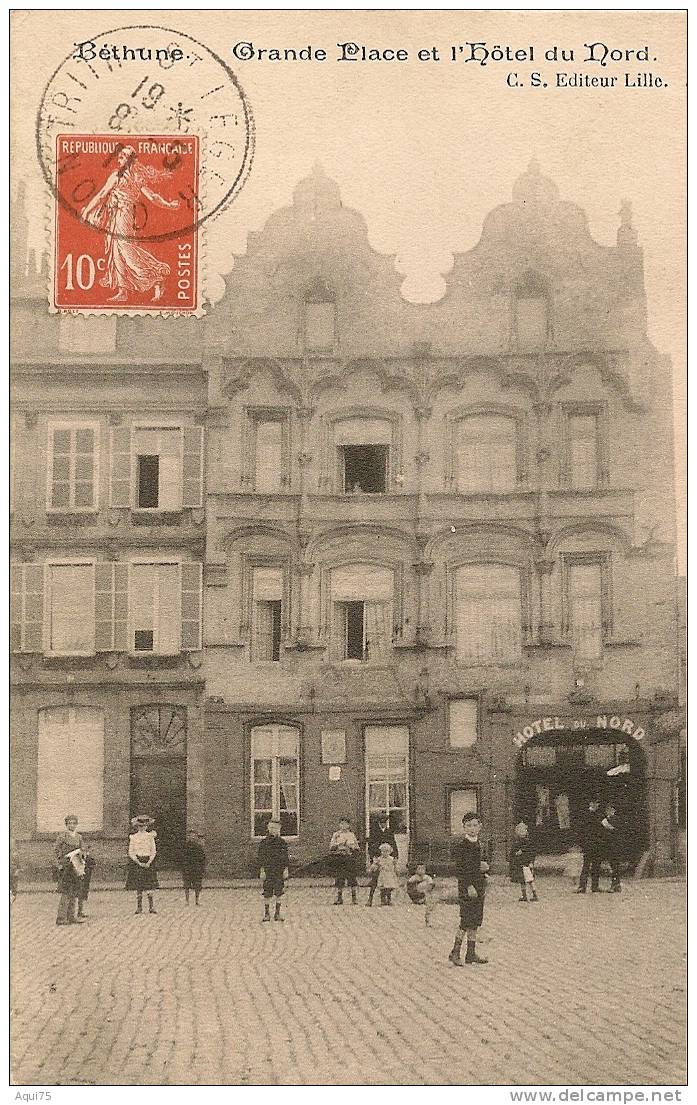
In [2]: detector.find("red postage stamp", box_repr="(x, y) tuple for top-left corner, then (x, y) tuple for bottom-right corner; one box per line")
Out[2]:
(53, 134), (200, 313)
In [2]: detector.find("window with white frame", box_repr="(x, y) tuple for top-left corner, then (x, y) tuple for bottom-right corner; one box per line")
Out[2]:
(566, 560), (606, 660)
(365, 725), (409, 839)
(455, 415), (518, 493)
(252, 567), (283, 661)
(36, 706), (105, 832)
(449, 788), (479, 836)
(109, 424), (203, 510)
(47, 422), (99, 511)
(454, 564), (523, 664)
(448, 698), (479, 749)
(46, 561), (95, 655)
(11, 563), (44, 653)
(331, 564), (393, 661)
(566, 412), (600, 490)
(251, 724), (300, 837)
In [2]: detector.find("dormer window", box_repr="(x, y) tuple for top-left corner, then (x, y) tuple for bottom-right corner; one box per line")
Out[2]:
(303, 282), (336, 353)
(514, 272), (549, 352)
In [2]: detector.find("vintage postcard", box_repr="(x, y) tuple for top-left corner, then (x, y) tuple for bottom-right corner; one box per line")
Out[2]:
(9, 8), (686, 1096)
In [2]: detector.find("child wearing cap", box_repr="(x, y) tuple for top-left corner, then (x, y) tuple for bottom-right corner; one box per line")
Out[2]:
(449, 812), (489, 966)
(126, 816), (159, 915)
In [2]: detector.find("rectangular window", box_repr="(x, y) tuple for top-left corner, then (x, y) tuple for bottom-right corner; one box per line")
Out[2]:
(455, 416), (517, 493)
(47, 562), (95, 655)
(130, 563), (180, 654)
(251, 725), (299, 837)
(134, 427), (182, 510)
(365, 726), (409, 844)
(455, 564), (523, 663)
(252, 567), (283, 661)
(515, 296), (548, 351)
(48, 422), (99, 511)
(567, 561), (604, 660)
(254, 420), (284, 493)
(568, 413), (600, 490)
(304, 301), (336, 353)
(332, 564), (394, 661)
(448, 699), (479, 749)
(449, 788), (479, 836)
(37, 707), (104, 832)
(11, 563), (45, 653)
(341, 444), (388, 493)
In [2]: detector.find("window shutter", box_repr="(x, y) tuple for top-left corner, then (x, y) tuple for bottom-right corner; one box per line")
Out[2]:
(23, 565), (45, 653)
(182, 426), (204, 507)
(95, 564), (115, 651)
(110, 427), (132, 507)
(113, 564), (129, 651)
(181, 562), (203, 650)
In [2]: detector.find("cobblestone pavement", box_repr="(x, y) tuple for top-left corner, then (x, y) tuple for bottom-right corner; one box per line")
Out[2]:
(11, 878), (686, 1086)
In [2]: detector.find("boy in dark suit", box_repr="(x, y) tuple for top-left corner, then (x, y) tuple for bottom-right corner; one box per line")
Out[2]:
(258, 819), (289, 922)
(449, 812), (489, 966)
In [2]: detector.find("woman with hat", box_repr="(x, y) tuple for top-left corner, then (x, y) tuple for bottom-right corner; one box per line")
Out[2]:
(126, 815), (159, 914)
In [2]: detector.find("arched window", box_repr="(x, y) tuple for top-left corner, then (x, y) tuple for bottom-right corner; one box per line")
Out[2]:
(454, 564), (522, 663)
(455, 414), (518, 492)
(251, 724), (300, 837)
(37, 706), (104, 831)
(302, 282), (336, 353)
(514, 272), (549, 352)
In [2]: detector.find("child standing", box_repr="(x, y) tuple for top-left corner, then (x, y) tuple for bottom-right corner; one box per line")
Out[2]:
(183, 830), (207, 906)
(449, 812), (489, 966)
(77, 844), (96, 918)
(54, 814), (83, 926)
(329, 817), (360, 905)
(372, 842), (398, 905)
(258, 818), (289, 922)
(126, 815), (159, 915)
(406, 863), (436, 924)
(510, 821), (538, 903)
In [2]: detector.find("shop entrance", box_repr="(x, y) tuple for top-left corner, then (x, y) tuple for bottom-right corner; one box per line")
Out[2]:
(516, 730), (647, 860)
(130, 705), (187, 869)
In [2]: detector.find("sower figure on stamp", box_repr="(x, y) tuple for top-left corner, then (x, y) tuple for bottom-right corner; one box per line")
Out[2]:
(80, 147), (180, 304)
(258, 818), (289, 922)
(449, 812), (489, 966)
(54, 814), (84, 926)
(576, 797), (603, 893)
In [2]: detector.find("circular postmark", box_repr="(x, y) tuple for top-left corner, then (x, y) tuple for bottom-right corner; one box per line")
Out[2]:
(36, 23), (255, 243)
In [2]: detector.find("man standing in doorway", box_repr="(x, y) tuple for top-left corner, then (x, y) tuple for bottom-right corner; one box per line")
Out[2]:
(576, 797), (603, 893)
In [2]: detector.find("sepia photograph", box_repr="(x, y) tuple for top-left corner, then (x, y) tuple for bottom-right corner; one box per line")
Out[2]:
(9, 7), (686, 1094)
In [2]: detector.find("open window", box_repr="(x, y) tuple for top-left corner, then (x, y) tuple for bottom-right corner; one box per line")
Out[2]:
(334, 417), (392, 493)
(331, 564), (394, 661)
(251, 567), (283, 661)
(110, 424), (204, 511)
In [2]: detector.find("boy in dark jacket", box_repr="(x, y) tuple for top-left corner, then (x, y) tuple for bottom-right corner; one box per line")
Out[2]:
(183, 831), (207, 905)
(258, 819), (289, 922)
(510, 821), (538, 903)
(449, 812), (489, 966)
(577, 798), (603, 893)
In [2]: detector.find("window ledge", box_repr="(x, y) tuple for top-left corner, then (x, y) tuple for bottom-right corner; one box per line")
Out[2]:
(604, 637), (642, 649)
(46, 510), (99, 522)
(283, 638), (327, 653)
(131, 510), (187, 524)
(524, 639), (572, 651)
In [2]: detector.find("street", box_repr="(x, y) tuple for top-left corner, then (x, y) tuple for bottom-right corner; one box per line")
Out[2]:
(10, 877), (686, 1086)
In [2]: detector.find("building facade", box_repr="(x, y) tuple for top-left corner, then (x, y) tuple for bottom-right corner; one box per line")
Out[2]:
(11, 162), (682, 876)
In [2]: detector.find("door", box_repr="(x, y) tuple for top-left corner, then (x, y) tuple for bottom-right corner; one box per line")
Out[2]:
(365, 725), (410, 871)
(130, 705), (187, 868)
